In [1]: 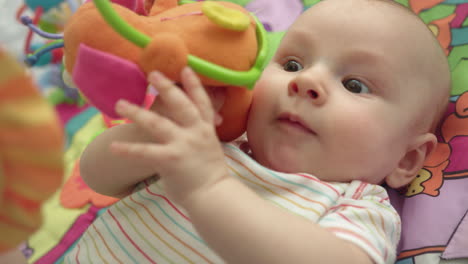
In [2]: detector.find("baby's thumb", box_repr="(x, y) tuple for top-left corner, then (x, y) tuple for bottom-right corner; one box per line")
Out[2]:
(215, 113), (223, 126)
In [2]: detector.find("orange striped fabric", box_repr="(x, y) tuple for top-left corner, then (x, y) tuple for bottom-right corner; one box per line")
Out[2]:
(0, 47), (64, 252)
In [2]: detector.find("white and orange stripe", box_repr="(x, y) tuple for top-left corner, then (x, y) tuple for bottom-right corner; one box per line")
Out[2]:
(0, 47), (64, 252)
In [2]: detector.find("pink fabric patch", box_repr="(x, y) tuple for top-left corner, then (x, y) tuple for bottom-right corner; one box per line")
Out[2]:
(34, 206), (101, 264)
(134, 0), (147, 15)
(73, 44), (148, 118)
(55, 103), (90, 125)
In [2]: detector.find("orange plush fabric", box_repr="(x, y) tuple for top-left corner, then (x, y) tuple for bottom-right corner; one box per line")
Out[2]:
(0, 47), (64, 252)
(63, 0), (259, 141)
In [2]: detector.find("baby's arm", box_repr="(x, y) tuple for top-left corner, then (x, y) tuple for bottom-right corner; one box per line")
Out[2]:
(112, 68), (379, 264)
(186, 178), (375, 264)
(80, 123), (157, 197)
(186, 179), (399, 264)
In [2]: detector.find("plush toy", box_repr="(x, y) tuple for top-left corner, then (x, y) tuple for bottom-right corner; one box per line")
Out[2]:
(17, 1), (83, 105)
(0, 47), (64, 253)
(17, 0), (78, 56)
(62, 0), (268, 141)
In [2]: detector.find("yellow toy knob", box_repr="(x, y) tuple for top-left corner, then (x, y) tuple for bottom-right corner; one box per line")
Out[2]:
(202, 1), (251, 31)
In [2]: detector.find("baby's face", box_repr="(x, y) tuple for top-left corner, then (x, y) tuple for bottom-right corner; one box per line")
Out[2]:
(247, 0), (440, 184)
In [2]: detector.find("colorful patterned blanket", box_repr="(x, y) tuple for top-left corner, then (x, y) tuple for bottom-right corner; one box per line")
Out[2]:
(15, 0), (468, 263)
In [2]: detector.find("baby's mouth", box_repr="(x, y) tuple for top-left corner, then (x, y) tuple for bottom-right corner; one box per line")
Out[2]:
(277, 112), (316, 135)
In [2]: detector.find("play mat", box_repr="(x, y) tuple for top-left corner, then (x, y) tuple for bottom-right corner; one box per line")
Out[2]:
(1, 0), (466, 263)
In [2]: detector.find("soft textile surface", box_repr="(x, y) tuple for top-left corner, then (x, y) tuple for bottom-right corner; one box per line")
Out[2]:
(2, 0), (465, 263)
(0, 46), (64, 254)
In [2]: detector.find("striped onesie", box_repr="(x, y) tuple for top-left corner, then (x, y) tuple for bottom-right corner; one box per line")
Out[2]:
(64, 142), (401, 264)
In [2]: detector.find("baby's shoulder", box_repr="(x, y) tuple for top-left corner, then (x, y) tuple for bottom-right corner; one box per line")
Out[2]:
(335, 181), (396, 213)
(338, 181), (390, 200)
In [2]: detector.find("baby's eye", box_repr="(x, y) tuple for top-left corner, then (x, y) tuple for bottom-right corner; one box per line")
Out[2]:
(283, 60), (303, 72)
(342, 79), (370, 94)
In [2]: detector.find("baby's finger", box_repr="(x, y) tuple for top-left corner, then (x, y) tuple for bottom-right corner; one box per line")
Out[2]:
(148, 71), (199, 127)
(115, 99), (176, 142)
(181, 67), (215, 123)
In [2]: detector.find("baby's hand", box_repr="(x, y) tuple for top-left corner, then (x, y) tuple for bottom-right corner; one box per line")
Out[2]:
(111, 67), (229, 205)
(149, 82), (226, 127)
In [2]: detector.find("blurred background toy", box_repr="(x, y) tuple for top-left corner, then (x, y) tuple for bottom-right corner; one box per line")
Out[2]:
(17, 0), (79, 57)
(0, 46), (64, 260)
(17, 0), (86, 106)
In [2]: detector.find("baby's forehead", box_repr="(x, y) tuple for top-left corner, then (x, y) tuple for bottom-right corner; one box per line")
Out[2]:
(298, 1), (442, 59)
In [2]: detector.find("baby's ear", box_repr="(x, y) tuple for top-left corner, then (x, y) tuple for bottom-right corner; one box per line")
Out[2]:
(385, 133), (438, 189)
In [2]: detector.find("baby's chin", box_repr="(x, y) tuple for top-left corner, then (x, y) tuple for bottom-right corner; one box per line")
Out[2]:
(253, 147), (310, 174)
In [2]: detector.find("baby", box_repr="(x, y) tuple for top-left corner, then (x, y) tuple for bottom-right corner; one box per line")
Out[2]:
(65, 0), (451, 263)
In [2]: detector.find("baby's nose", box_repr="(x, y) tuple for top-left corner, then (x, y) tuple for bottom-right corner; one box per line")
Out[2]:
(288, 81), (327, 105)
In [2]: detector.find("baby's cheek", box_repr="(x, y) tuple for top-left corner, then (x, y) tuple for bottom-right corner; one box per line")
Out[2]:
(340, 117), (402, 164)
(332, 114), (387, 151)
